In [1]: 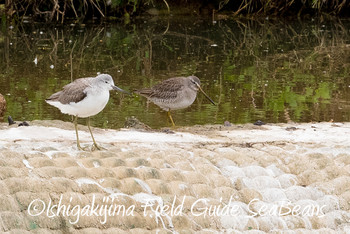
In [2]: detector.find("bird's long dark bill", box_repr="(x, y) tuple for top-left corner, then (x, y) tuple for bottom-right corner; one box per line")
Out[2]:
(198, 86), (216, 105)
(112, 85), (131, 95)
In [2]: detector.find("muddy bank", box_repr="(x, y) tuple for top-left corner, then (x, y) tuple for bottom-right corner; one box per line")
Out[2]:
(0, 121), (349, 233)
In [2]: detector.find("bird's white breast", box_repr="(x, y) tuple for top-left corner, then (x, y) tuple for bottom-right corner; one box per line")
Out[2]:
(47, 89), (110, 118)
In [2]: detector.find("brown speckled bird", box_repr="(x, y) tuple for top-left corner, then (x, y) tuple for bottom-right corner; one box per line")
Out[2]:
(135, 76), (215, 126)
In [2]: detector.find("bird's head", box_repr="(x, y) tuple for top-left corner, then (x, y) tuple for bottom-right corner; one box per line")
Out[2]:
(188, 76), (215, 105)
(97, 74), (131, 95)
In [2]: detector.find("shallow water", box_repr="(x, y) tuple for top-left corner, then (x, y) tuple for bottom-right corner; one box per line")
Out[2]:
(0, 17), (349, 128)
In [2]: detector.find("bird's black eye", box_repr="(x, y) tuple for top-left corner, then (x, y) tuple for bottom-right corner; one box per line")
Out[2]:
(105, 81), (108, 83)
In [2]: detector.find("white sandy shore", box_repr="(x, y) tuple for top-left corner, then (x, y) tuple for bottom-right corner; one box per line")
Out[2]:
(0, 121), (349, 233)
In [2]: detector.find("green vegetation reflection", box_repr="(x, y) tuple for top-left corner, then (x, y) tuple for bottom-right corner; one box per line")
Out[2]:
(0, 18), (349, 128)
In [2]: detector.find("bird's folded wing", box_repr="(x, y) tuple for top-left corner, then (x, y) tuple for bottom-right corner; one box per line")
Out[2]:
(136, 78), (184, 99)
(46, 78), (90, 104)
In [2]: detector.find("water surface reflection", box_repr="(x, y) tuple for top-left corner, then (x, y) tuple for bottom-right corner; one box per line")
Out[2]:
(0, 17), (349, 128)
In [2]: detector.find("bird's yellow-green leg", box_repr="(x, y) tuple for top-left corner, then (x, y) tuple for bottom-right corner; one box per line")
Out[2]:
(86, 117), (103, 151)
(74, 116), (84, 150)
(167, 111), (175, 127)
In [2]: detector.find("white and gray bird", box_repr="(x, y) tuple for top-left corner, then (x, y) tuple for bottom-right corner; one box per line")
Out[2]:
(46, 74), (129, 150)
